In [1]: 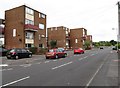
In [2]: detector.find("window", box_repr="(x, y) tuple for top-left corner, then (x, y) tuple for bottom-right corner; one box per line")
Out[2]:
(26, 32), (34, 39)
(41, 35), (45, 38)
(25, 44), (34, 48)
(39, 23), (45, 29)
(39, 13), (45, 18)
(66, 30), (68, 35)
(25, 19), (34, 25)
(75, 39), (78, 43)
(26, 7), (34, 15)
(39, 44), (44, 48)
(22, 49), (27, 53)
(13, 29), (16, 37)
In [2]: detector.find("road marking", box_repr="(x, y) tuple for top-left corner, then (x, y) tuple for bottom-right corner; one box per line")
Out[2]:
(1, 68), (13, 71)
(78, 56), (88, 61)
(36, 62), (41, 64)
(78, 58), (84, 61)
(44, 61), (50, 63)
(83, 56), (88, 58)
(53, 60), (57, 62)
(1, 76), (30, 87)
(0, 64), (8, 67)
(52, 61), (73, 70)
(113, 60), (120, 62)
(6, 68), (13, 71)
(85, 59), (106, 87)
(90, 54), (95, 56)
(20, 64), (31, 67)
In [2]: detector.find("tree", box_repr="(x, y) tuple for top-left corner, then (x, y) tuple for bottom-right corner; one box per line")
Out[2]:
(84, 41), (91, 50)
(50, 40), (57, 49)
(110, 40), (117, 46)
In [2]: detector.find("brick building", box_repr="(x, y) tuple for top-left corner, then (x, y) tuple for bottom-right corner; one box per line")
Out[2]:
(5, 5), (47, 49)
(86, 35), (93, 47)
(70, 28), (87, 49)
(47, 26), (70, 49)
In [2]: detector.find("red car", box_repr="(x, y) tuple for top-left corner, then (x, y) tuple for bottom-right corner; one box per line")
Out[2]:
(45, 49), (67, 59)
(74, 48), (85, 54)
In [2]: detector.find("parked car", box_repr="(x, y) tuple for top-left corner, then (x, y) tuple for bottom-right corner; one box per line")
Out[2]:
(58, 48), (65, 52)
(74, 48), (85, 54)
(100, 47), (104, 49)
(6, 48), (32, 59)
(0, 48), (9, 56)
(112, 46), (117, 50)
(45, 49), (67, 59)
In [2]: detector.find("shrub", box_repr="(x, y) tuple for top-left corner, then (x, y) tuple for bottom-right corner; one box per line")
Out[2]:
(29, 47), (38, 54)
(38, 48), (48, 55)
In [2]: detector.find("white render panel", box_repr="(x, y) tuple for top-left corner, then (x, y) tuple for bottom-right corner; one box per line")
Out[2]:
(25, 39), (34, 44)
(26, 14), (34, 21)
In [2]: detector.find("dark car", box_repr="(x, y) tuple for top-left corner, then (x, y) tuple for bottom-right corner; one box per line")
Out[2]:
(0, 48), (9, 56)
(100, 47), (104, 49)
(112, 46), (117, 50)
(45, 49), (67, 59)
(74, 48), (85, 54)
(6, 48), (32, 59)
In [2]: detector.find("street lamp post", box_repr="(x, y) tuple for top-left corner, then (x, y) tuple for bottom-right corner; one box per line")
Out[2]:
(112, 28), (119, 50)
(117, 1), (120, 51)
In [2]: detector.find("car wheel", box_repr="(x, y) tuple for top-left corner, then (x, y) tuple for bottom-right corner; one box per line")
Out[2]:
(55, 55), (58, 59)
(28, 54), (32, 58)
(7, 57), (11, 59)
(15, 56), (19, 60)
(46, 57), (49, 59)
(64, 53), (67, 57)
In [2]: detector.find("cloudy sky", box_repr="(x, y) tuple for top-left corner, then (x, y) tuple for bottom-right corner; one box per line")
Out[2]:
(0, 0), (119, 42)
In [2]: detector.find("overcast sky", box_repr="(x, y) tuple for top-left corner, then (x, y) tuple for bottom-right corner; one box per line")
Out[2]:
(0, 0), (119, 42)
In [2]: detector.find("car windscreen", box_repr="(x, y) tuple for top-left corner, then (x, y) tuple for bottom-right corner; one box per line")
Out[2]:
(49, 49), (54, 52)
(10, 49), (15, 52)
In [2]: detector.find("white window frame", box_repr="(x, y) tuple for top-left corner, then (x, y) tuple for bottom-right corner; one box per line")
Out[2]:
(26, 7), (34, 15)
(26, 32), (34, 39)
(13, 29), (16, 37)
(75, 39), (78, 43)
(39, 23), (45, 29)
(25, 19), (34, 25)
(39, 13), (45, 18)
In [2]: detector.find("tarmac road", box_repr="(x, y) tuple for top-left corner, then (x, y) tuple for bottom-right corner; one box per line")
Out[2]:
(1, 47), (119, 87)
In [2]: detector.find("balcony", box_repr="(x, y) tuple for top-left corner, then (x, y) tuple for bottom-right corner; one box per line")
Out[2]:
(25, 24), (39, 32)
(66, 36), (70, 40)
(81, 36), (87, 40)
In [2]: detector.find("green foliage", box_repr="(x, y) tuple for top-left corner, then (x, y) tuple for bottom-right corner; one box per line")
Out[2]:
(29, 47), (38, 54)
(38, 48), (48, 54)
(110, 40), (117, 46)
(50, 40), (57, 49)
(93, 41), (113, 47)
(84, 41), (91, 49)
(93, 42), (100, 48)
(115, 43), (120, 49)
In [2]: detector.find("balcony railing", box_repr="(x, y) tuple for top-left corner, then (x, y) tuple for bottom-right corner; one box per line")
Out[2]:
(66, 36), (70, 40)
(25, 24), (39, 32)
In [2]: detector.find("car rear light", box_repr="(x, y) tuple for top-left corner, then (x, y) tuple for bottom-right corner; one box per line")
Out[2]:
(11, 52), (16, 55)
